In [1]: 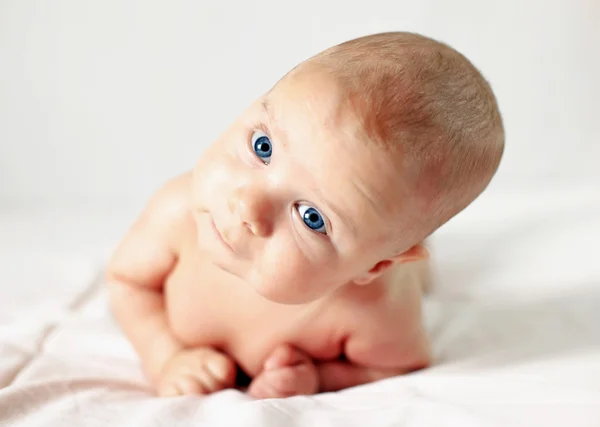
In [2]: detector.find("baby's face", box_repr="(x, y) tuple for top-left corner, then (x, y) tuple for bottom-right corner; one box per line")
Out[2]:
(192, 69), (413, 304)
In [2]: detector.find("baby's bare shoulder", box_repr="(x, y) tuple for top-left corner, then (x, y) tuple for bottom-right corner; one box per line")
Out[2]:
(108, 173), (194, 271)
(149, 172), (193, 221)
(138, 172), (195, 246)
(331, 262), (430, 369)
(340, 260), (429, 319)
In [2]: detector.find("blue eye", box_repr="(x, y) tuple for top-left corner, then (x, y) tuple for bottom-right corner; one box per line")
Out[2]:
(251, 130), (272, 164)
(296, 204), (327, 234)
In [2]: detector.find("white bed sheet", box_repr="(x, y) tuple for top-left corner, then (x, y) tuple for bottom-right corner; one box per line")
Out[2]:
(0, 189), (599, 426)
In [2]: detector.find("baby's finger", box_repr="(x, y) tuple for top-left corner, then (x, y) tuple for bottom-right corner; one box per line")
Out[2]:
(173, 375), (209, 395)
(264, 344), (310, 371)
(247, 373), (281, 399)
(158, 375), (204, 397)
(263, 345), (292, 371)
(194, 365), (226, 392)
(204, 356), (237, 385)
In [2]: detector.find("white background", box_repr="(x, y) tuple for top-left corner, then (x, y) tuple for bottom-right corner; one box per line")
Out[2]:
(1, 3), (600, 425)
(1, 0), (599, 210)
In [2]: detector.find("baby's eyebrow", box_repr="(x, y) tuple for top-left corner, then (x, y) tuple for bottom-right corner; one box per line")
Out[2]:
(261, 99), (288, 150)
(261, 99), (271, 119)
(312, 186), (358, 236)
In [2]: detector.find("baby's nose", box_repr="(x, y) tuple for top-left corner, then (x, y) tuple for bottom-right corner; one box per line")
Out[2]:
(228, 187), (273, 237)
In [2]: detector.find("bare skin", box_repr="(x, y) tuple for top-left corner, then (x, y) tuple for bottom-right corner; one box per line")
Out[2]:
(107, 69), (432, 399)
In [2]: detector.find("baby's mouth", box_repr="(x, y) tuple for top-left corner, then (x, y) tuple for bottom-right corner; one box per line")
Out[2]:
(211, 218), (236, 253)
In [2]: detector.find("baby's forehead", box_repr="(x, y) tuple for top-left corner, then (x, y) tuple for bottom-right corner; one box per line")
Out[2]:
(268, 67), (415, 217)
(268, 70), (375, 148)
(269, 70), (344, 120)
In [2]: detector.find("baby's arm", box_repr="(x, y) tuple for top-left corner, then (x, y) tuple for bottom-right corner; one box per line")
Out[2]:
(106, 178), (185, 385)
(319, 277), (431, 392)
(249, 277), (431, 397)
(107, 175), (237, 396)
(249, 320), (429, 398)
(317, 330), (430, 392)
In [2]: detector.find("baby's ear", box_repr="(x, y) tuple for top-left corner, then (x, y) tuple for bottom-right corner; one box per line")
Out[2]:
(353, 243), (429, 286)
(393, 243), (429, 265)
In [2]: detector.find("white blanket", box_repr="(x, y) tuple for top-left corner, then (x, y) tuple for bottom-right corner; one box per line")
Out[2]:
(1, 189), (599, 426)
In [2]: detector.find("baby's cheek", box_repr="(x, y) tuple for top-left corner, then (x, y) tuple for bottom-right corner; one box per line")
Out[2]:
(263, 247), (306, 287)
(265, 245), (338, 302)
(195, 158), (238, 205)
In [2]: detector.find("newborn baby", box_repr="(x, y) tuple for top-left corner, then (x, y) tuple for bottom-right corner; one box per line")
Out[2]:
(107, 32), (504, 399)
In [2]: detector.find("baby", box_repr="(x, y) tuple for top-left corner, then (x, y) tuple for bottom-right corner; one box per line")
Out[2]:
(106, 32), (504, 399)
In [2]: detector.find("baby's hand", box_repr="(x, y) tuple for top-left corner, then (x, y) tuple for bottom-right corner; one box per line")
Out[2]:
(247, 344), (319, 399)
(157, 347), (237, 397)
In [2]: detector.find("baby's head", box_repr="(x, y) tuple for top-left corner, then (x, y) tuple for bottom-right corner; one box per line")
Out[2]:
(192, 32), (504, 304)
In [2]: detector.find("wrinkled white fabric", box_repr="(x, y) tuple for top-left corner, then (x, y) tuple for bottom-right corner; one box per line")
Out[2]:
(0, 189), (598, 426)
